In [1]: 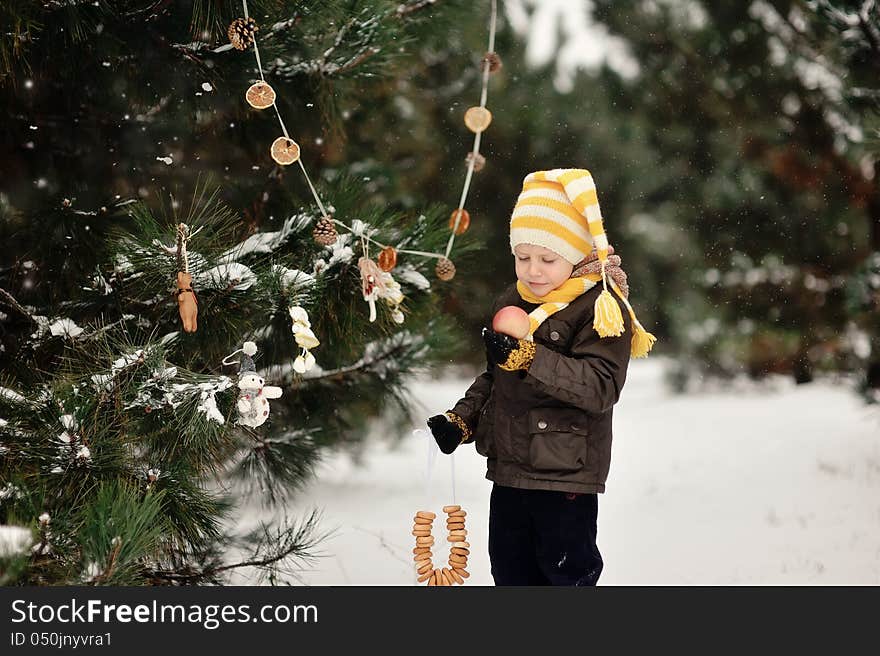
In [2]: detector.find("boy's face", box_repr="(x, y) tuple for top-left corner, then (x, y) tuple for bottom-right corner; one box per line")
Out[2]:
(514, 243), (574, 297)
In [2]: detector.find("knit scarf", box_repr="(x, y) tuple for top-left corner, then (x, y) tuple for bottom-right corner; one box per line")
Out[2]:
(515, 247), (656, 358)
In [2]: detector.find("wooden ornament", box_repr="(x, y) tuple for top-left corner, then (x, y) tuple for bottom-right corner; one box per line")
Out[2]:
(449, 209), (470, 235)
(378, 245), (398, 272)
(245, 82), (276, 109)
(270, 137), (300, 165)
(413, 507), (469, 586)
(176, 271), (198, 333)
(175, 223), (197, 333)
(464, 106), (492, 133)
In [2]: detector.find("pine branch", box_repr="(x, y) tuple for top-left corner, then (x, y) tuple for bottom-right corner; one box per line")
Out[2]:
(0, 287), (37, 325)
(395, 0), (440, 18)
(145, 511), (327, 584)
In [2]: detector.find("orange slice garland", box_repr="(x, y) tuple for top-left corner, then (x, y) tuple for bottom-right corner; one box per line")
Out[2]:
(245, 81), (276, 110)
(270, 137), (300, 165)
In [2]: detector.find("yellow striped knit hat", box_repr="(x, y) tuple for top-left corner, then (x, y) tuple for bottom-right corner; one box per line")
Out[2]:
(510, 168), (657, 358)
(510, 168), (608, 266)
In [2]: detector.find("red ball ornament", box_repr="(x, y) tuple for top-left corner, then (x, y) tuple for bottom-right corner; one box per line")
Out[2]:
(492, 305), (530, 340)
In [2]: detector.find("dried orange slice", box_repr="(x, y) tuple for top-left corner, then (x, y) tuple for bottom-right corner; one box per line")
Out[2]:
(245, 82), (276, 110)
(378, 246), (397, 272)
(270, 137), (300, 165)
(449, 208), (470, 235)
(464, 106), (492, 133)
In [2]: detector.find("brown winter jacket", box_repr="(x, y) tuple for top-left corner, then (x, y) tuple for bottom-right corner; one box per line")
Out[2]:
(450, 282), (632, 494)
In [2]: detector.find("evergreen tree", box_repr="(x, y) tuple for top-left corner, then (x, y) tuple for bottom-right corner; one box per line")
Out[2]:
(0, 0), (478, 584)
(400, 1), (879, 398)
(580, 0), (879, 394)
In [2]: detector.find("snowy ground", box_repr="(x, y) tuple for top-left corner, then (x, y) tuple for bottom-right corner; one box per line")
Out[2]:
(238, 358), (880, 585)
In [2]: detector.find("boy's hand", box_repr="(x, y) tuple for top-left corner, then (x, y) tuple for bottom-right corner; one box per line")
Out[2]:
(482, 328), (536, 371)
(427, 413), (471, 454)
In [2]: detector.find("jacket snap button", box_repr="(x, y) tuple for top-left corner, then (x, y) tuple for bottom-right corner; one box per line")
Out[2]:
(537, 420), (548, 430)
(549, 331), (560, 341)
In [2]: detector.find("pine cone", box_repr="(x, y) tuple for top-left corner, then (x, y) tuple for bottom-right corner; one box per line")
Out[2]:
(481, 51), (503, 73)
(465, 151), (486, 172)
(435, 257), (456, 281)
(228, 17), (258, 51)
(312, 216), (338, 246)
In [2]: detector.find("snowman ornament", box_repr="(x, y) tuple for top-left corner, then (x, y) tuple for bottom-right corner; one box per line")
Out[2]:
(235, 342), (283, 428)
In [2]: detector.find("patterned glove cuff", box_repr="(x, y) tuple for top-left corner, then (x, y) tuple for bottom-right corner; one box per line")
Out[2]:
(500, 339), (536, 372)
(445, 412), (472, 443)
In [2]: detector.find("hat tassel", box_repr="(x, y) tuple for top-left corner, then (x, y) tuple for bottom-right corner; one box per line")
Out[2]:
(629, 317), (657, 358)
(593, 260), (626, 338)
(605, 277), (657, 358)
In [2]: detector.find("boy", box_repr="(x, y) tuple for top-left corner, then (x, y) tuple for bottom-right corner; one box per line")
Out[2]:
(427, 168), (654, 586)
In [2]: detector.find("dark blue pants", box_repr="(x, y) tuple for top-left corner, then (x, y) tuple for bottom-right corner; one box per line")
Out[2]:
(488, 483), (603, 586)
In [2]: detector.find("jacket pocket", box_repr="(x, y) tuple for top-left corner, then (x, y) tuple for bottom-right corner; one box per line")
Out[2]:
(526, 408), (589, 474)
(537, 317), (572, 352)
(474, 393), (496, 458)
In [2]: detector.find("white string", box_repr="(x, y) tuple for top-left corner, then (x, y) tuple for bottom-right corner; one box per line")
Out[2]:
(273, 103), (291, 140)
(236, 0), (496, 268)
(418, 427), (457, 507)
(329, 216), (443, 260)
(297, 159), (331, 219)
(415, 426), (460, 585)
(445, 0), (498, 258)
(221, 348), (244, 366)
(178, 224), (190, 274)
(252, 37), (266, 83)
(450, 450), (456, 505)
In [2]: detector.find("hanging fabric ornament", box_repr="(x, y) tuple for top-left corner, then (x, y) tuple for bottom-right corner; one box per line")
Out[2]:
(378, 246), (398, 272)
(464, 106), (492, 133)
(289, 306), (319, 374)
(465, 151), (486, 172)
(359, 257), (384, 322)
(232, 341), (282, 428)
(312, 215), (338, 246)
(449, 209), (470, 235)
(245, 81), (276, 109)
(175, 223), (198, 333)
(435, 257), (456, 281)
(271, 137), (300, 165)
(228, 17), (258, 51)
(379, 270), (405, 324)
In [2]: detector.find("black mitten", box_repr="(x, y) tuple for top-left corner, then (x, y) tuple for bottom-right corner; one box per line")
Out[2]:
(427, 413), (468, 455)
(483, 328), (535, 371)
(482, 328), (520, 367)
